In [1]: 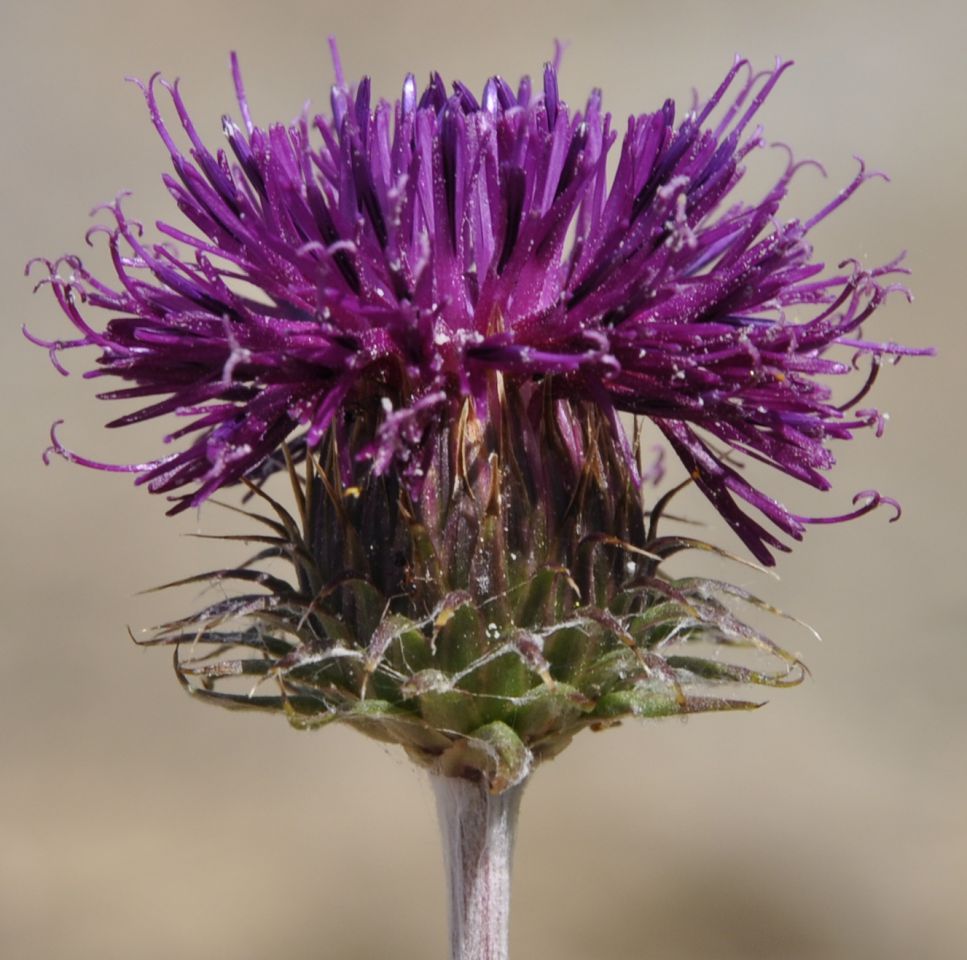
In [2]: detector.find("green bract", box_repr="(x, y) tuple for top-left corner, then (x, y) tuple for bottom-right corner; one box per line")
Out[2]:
(147, 381), (805, 792)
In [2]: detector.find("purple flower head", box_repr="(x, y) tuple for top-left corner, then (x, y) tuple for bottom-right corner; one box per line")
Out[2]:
(28, 44), (929, 564)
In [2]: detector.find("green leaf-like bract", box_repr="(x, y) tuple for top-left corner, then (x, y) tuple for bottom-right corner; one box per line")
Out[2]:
(146, 381), (805, 791)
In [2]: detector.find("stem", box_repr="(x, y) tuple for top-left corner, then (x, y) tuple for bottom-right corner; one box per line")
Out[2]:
(431, 775), (526, 960)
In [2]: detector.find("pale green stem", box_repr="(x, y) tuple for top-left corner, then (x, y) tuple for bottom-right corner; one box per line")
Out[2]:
(431, 775), (526, 960)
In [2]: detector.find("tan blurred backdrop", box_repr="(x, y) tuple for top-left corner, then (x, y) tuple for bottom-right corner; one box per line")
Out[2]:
(2, 1), (963, 958)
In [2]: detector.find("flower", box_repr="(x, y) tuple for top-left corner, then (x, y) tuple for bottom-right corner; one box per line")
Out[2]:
(28, 45), (934, 796)
(26, 55), (933, 960)
(28, 45), (927, 566)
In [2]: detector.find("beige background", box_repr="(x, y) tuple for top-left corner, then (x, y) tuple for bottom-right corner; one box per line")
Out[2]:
(2, 1), (963, 958)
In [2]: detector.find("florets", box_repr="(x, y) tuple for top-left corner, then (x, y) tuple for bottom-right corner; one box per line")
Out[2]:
(28, 46), (927, 564)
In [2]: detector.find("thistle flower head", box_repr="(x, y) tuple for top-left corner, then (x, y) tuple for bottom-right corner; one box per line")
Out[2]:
(30, 45), (926, 564)
(29, 48), (928, 790)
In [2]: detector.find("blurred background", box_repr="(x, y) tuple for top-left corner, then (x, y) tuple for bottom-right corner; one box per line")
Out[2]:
(2, 1), (963, 957)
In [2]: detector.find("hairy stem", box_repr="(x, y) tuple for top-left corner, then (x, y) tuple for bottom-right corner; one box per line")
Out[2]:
(432, 775), (526, 960)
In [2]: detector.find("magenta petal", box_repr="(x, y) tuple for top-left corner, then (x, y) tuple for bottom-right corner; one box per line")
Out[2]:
(29, 50), (930, 562)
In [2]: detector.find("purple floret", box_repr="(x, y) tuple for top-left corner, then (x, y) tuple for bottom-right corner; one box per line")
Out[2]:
(28, 45), (929, 563)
